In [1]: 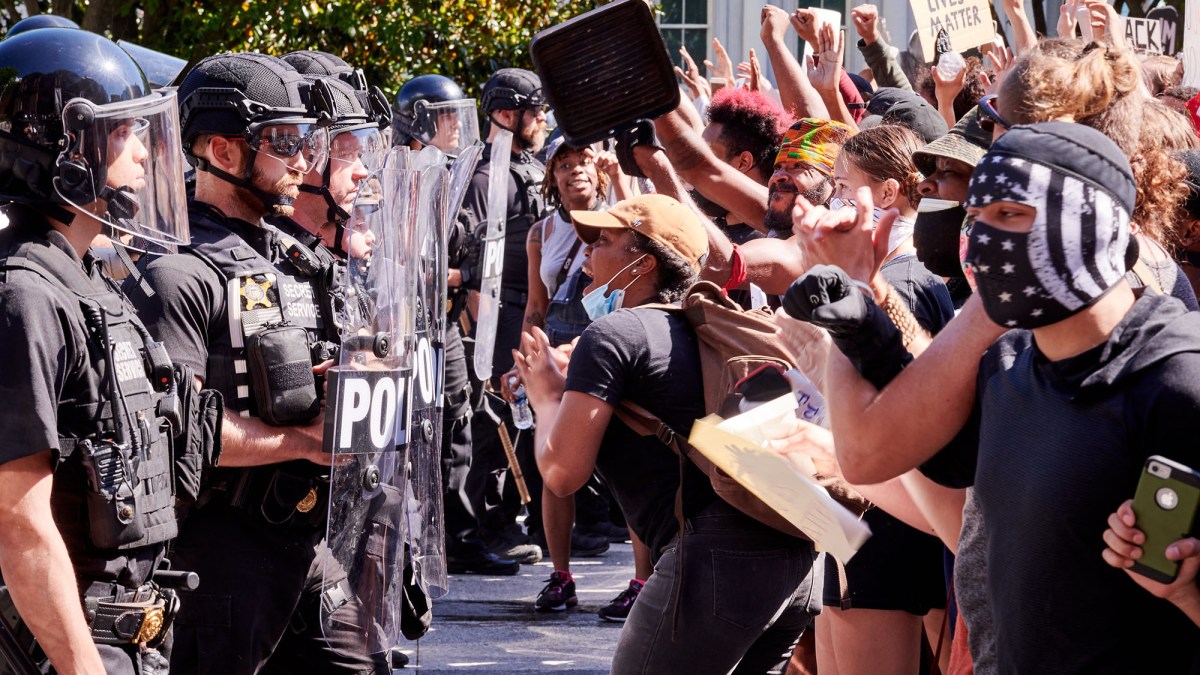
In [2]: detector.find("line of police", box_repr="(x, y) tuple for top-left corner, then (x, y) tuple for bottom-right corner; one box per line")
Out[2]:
(0, 17), (549, 675)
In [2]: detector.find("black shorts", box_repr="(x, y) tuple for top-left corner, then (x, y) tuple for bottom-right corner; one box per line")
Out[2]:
(822, 507), (948, 615)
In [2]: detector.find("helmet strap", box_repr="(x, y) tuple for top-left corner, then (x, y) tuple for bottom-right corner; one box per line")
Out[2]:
(195, 149), (295, 213)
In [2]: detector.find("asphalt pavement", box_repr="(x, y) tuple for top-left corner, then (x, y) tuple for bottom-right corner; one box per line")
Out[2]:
(395, 541), (635, 673)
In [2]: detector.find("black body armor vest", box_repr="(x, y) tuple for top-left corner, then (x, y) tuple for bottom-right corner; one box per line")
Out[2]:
(0, 234), (177, 555)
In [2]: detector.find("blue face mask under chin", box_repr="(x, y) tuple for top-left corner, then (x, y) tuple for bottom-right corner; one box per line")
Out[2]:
(581, 254), (646, 321)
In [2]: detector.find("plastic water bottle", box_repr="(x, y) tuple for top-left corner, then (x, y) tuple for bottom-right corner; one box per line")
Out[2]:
(1077, 5), (1094, 40)
(936, 51), (965, 81)
(509, 376), (535, 430)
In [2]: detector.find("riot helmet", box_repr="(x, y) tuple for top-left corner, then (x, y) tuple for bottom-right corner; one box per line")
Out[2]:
(481, 68), (545, 114)
(481, 68), (547, 153)
(296, 76), (389, 239)
(177, 52), (334, 214)
(282, 49), (369, 92)
(5, 14), (78, 38)
(0, 27), (189, 251)
(393, 74), (479, 156)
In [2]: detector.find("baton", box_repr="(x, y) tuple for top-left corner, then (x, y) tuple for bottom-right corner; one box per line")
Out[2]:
(497, 425), (532, 505)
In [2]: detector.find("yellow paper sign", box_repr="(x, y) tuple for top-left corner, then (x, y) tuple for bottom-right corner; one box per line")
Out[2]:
(689, 404), (871, 563)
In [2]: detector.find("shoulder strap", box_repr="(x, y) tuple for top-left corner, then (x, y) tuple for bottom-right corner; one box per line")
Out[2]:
(556, 237), (583, 290)
(1131, 257), (1164, 295)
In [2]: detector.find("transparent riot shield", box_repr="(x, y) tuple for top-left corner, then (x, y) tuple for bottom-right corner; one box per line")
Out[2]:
(471, 130), (513, 382)
(320, 159), (415, 657)
(401, 145), (452, 600)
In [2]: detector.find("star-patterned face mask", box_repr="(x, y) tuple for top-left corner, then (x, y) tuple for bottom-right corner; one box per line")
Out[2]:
(964, 153), (1130, 329)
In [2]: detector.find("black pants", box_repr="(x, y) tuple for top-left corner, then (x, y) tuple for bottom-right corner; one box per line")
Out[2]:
(464, 299), (545, 538)
(167, 502), (386, 675)
(440, 326), (484, 553)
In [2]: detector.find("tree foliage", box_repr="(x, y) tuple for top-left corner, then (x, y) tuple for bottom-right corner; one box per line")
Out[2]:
(0, 0), (606, 97)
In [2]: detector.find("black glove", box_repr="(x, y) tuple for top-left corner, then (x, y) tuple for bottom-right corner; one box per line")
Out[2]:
(458, 233), (483, 291)
(615, 119), (661, 178)
(784, 264), (911, 389)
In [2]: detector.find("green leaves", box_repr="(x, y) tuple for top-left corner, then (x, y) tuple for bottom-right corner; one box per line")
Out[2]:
(26, 0), (606, 97)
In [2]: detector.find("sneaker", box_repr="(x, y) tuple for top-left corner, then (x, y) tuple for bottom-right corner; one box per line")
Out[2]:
(598, 579), (644, 623)
(445, 548), (520, 575)
(535, 571), (577, 612)
(486, 524), (543, 564)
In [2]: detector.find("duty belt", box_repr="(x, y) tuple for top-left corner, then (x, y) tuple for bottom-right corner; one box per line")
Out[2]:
(84, 584), (176, 647)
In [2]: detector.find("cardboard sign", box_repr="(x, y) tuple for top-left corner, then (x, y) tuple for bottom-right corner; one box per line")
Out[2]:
(1125, 8), (1179, 56)
(1185, 0), (1200, 88)
(908, 0), (996, 62)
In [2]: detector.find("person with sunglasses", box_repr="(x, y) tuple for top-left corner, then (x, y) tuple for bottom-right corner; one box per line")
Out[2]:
(129, 53), (387, 675)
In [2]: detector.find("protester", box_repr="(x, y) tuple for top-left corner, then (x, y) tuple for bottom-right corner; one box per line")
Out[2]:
(517, 189), (819, 673)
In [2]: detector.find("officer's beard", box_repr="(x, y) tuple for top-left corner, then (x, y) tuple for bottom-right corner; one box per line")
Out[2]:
(517, 125), (546, 155)
(247, 166), (305, 217)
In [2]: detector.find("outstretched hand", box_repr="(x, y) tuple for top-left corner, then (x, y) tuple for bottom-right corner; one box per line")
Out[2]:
(705, 37), (735, 86)
(675, 45), (711, 101)
(805, 23), (845, 94)
(793, 186), (896, 291)
(513, 326), (568, 411)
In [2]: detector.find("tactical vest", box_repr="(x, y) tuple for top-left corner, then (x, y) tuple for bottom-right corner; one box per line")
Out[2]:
(184, 204), (345, 527)
(477, 149), (548, 293)
(0, 236), (177, 552)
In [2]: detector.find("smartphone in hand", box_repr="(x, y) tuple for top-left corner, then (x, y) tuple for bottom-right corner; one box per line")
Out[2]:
(1130, 455), (1200, 583)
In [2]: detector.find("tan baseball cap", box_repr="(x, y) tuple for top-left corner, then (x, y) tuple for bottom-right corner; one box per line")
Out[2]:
(571, 194), (708, 272)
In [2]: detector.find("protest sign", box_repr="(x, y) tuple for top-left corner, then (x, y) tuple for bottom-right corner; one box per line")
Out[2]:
(1125, 6), (1179, 56)
(689, 396), (872, 563)
(908, 0), (996, 62)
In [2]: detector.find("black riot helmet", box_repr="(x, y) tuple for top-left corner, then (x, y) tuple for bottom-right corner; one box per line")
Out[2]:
(481, 68), (545, 113)
(392, 74), (479, 155)
(296, 76), (388, 236)
(5, 14), (79, 38)
(282, 49), (369, 92)
(177, 52), (335, 213)
(0, 27), (189, 249)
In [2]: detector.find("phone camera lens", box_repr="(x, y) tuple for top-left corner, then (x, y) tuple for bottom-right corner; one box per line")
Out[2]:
(1156, 487), (1179, 511)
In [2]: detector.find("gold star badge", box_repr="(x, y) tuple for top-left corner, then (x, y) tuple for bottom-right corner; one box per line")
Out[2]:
(241, 277), (273, 310)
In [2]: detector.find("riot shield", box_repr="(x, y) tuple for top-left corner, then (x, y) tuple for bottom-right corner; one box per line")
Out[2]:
(320, 159), (415, 657)
(471, 130), (513, 382)
(402, 145), (453, 600)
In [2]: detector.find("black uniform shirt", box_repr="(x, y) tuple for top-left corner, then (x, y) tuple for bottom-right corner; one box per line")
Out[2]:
(0, 224), (95, 464)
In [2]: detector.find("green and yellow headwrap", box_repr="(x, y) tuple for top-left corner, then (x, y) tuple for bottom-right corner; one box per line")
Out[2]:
(774, 118), (855, 176)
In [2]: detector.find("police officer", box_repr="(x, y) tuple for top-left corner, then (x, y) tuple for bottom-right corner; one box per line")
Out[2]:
(392, 74), (523, 575)
(275, 50), (391, 261)
(393, 74), (481, 157)
(460, 68), (551, 564)
(0, 28), (198, 674)
(131, 52), (384, 674)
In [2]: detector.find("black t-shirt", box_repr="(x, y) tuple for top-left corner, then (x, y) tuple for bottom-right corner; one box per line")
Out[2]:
(0, 225), (93, 464)
(923, 293), (1200, 673)
(133, 250), (226, 381)
(565, 307), (717, 554)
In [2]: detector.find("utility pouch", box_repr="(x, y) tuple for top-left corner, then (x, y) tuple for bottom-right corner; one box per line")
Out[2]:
(173, 365), (224, 504)
(246, 324), (319, 426)
(78, 438), (144, 549)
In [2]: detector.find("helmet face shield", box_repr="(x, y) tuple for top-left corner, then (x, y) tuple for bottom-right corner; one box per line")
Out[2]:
(331, 126), (386, 174)
(250, 122), (330, 176)
(414, 99), (479, 156)
(56, 90), (189, 253)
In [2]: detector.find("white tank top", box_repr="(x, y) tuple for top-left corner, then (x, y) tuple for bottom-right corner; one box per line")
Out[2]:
(538, 211), (587, 299)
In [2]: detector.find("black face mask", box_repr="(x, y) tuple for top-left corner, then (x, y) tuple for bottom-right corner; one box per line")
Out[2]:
(690, 187), (729, 221)
(913, 200), (968, 279)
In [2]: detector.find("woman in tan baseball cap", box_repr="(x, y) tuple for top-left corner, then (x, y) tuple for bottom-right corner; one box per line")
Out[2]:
(516, 193), (820, 673)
